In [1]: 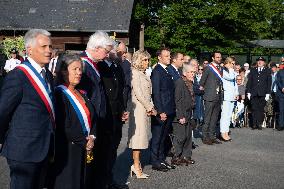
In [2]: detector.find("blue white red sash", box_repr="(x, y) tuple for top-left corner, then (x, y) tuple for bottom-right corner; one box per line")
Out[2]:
(57, 85), (92, 136)
(81, 56), (100, 77)
(209, 64), (223, 82)
(17, 63), (55, 127)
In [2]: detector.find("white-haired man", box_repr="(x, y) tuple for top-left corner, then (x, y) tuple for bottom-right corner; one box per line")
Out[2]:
(0, 29), (54, 189)
(79, 31), (113, 118)
(79, 31), (117, 188)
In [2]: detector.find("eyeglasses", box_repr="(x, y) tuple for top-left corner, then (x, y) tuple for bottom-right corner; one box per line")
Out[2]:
(199, 69), (203, 70)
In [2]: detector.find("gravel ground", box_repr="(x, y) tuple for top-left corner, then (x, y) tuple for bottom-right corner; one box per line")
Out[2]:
(1, 125), (284, 189)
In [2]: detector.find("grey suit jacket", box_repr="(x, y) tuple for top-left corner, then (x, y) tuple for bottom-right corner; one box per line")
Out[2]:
(199, 65), (222, 101)
(174, 78), (193, 121)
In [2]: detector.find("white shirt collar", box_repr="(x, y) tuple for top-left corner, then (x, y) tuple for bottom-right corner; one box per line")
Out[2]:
(104, 59), (112, 67)
(212, 62), (218, 67)
(171, 64), (179, 72)
(158, 62), (168, 70)
(27, 57), (45, 74)
(85, 50), (96, 62)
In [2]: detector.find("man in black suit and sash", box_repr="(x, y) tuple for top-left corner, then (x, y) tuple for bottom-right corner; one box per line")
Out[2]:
(0, 29), (55, 189)
(199, 51), (223, 145)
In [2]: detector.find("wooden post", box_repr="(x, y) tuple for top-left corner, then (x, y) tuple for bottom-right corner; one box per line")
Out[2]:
(139, 23), (145, 50)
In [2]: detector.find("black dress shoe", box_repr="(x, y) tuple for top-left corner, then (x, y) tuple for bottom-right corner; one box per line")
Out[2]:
(161, 161), (176, 169)
(251, 126), (257, 130)
(192, 142), (199, 149)
(202, 138), (214, 145)
(277, 127), (284, 131)
(108, 183), (129, 189)
(171, 156), (183, 166)
(152, 164), (169, 172)
(211, 139), (222, 144)
(258, 127), (262, 130)
(180, 157), (195, 166)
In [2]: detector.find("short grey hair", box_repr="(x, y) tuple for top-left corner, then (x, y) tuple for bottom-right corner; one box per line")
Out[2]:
(188, 59), (199, 66)
(24, 29), (51, 49)
(182, 63), (195, 74)
(87, 30), (113, 49)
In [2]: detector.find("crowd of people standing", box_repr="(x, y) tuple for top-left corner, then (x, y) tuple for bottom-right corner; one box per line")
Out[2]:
(0, 29), (283, 189)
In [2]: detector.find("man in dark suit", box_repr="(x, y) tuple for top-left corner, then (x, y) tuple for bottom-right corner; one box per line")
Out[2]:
(167, 52), (184, 81)
(276, 66), (284, 131)
(0, 29), (54, 189)
(79, 31), (113, 118)
(246, 57), (272, 130)
(199, 51), (223, 145)
(116, 41), (131, 111)
(165, 52), (183, 157)
(78, 31), (115, 188)
(97, 48), (129, 188)
(151, 47), (176, 172)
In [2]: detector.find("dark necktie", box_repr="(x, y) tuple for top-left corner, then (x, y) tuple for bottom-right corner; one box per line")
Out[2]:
(41, 69), (48, 85)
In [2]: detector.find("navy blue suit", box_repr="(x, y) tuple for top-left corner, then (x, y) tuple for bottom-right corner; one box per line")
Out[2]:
(276, 69), (284, 128)
(150, 63), (175, 167)
(0, 61), (55, 189)
(246, 67), (272, 128)
(167, 64), (181, 82)
(79, 51), (106, 118)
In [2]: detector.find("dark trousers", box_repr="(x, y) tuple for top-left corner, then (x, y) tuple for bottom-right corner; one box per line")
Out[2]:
(202, 100), (221, 139)
(94, 114), (123, 188)
(172, 121), (192, 158)
(279, 97), (284, 128)
(251, 96), (266, 128)
(7, 158), (48, 189)
(150, 115), (174, 167)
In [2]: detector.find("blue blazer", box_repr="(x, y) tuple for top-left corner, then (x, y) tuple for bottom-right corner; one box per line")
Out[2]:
(167, 64), (181, 82)
(78, 52), (106, 118)
(0, 62), (54, 163)
(151, 64), (175, 115)
(276, 69), (284, 98)
(222, 68), (238, 101)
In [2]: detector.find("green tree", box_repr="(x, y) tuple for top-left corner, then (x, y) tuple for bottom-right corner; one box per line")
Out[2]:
(1, 36), (24, 58)
(133, 0), (284, 56)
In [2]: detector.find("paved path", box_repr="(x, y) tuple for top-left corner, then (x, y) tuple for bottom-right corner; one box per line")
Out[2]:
(1, 126), (284, 189)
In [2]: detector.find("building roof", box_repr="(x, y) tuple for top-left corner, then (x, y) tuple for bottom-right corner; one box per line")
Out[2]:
(249, 40), (284, 49)
(0, 0), (134, 33)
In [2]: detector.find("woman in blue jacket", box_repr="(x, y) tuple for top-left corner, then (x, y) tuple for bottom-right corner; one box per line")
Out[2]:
(220, 57), (239, 141)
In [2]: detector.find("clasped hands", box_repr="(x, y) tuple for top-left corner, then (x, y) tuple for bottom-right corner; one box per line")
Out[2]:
(179, 117), (186, 125)
(146, 108), (157, 117)
(121, 111), (129, 122)
(86, 135), (95, 152)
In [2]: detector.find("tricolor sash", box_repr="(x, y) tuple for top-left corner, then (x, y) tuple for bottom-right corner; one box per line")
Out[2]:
(57, 85), (92, 136)
(81, 56), (100, 77)
(17, 63), (55, 127)
(209, 64), (223, 82)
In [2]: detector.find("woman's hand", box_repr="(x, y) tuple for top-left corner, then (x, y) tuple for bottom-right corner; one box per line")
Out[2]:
(151, 109), (157, 116)
(86, 135), (95, 151)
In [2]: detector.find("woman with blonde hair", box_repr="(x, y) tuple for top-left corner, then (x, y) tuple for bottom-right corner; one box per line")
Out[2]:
(128, 50), (157, 179)
(220, 56), (239, 141)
